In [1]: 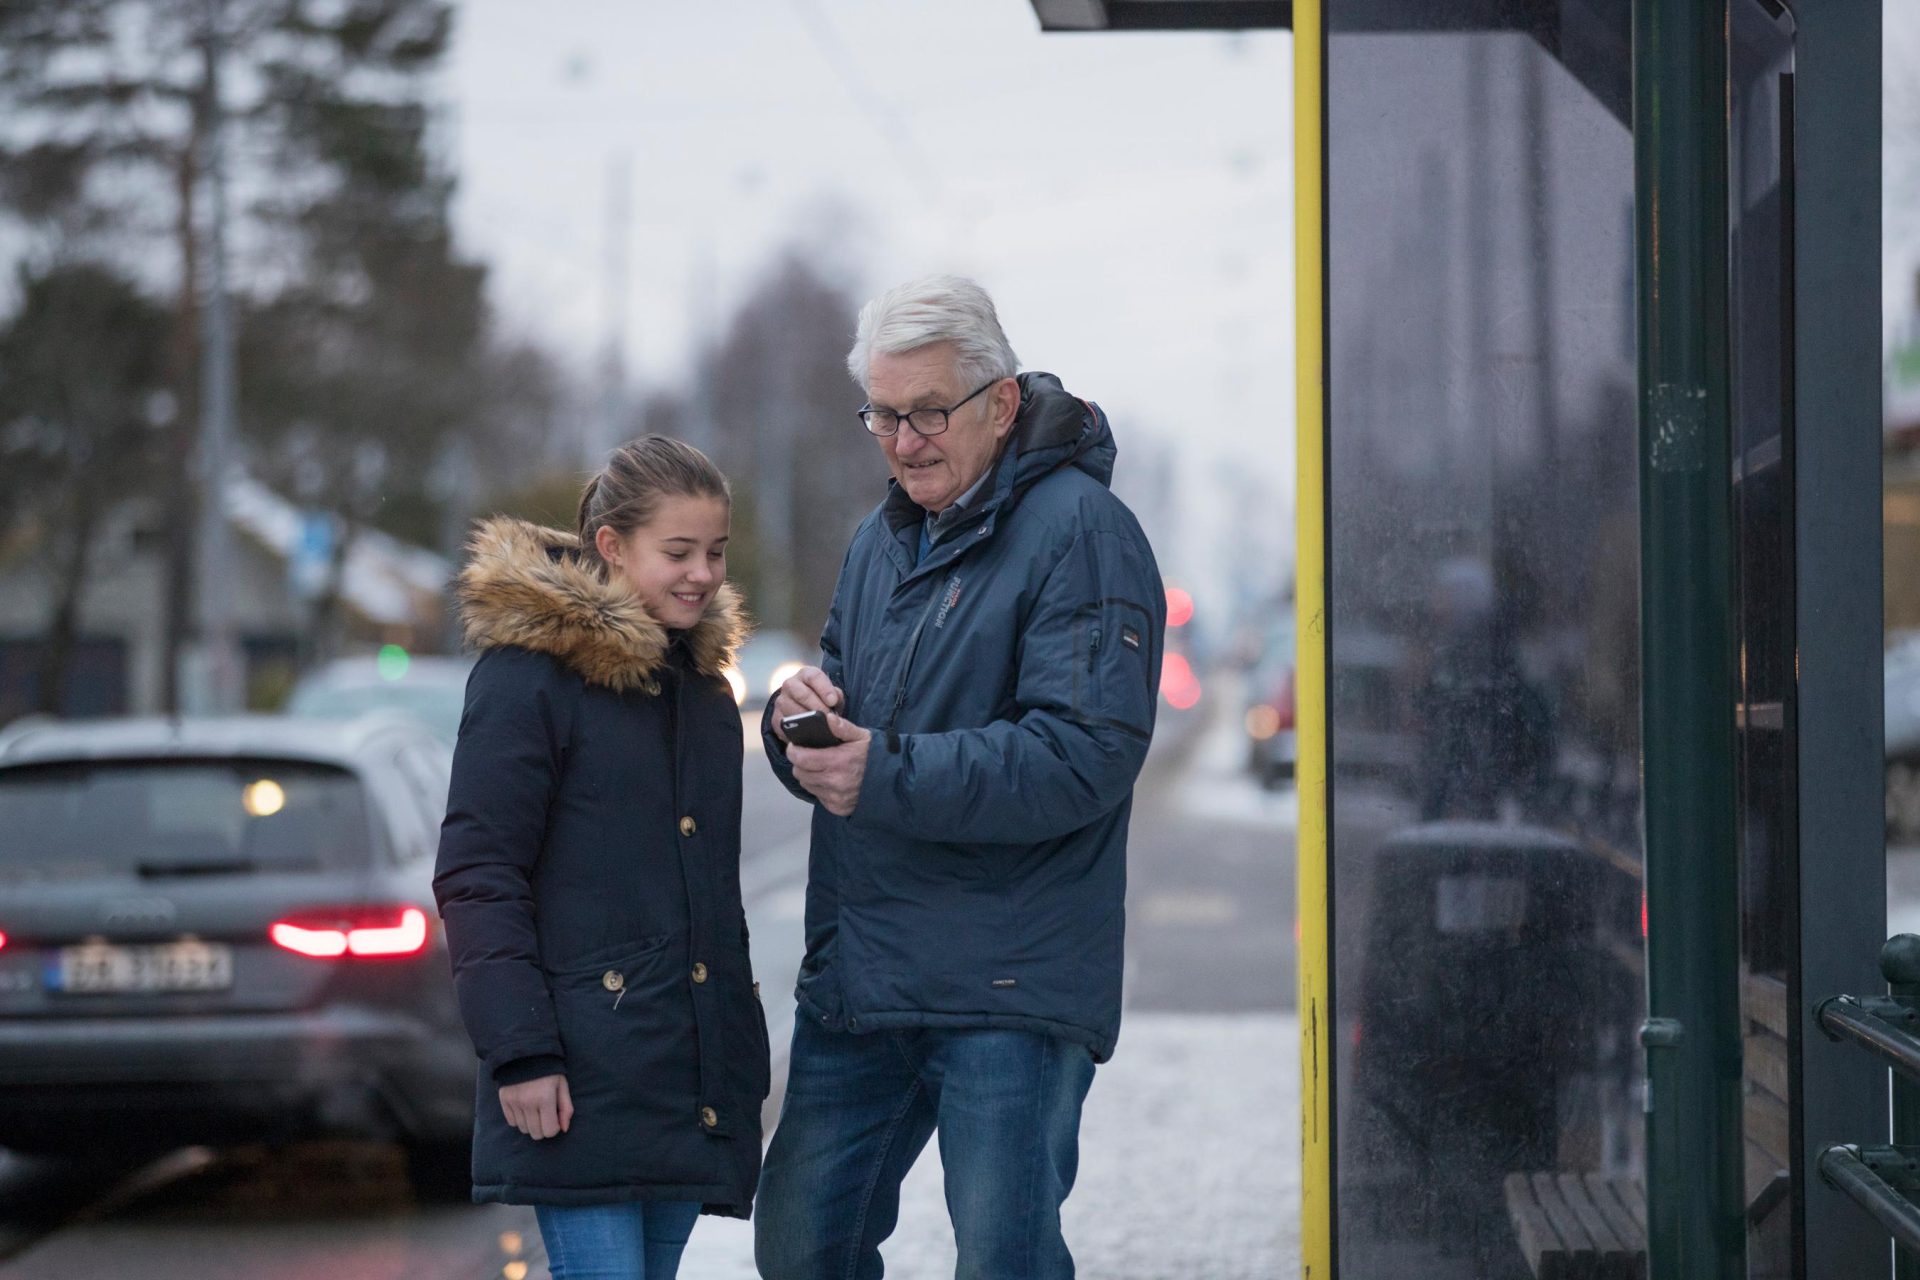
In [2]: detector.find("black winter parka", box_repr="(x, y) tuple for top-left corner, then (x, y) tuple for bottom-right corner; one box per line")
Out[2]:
(434, 518), (767, 1215)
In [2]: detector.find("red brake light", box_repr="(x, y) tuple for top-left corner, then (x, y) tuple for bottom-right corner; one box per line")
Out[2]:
(1160, 652), (1203, 710)
(0, 930), (8, 952)
(1275, 669), (1296, 730)
(271, 907), (429, 959)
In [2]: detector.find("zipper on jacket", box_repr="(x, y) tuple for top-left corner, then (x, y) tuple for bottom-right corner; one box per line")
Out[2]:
(1088, 625), (1102, 673)
(883, 586), (949, 752)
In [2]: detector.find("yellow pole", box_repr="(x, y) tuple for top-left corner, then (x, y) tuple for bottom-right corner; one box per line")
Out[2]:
(1293, 2), (1332, 1276)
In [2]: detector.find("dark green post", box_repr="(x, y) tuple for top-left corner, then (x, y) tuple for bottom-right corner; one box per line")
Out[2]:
(1633, 1), (1746, 1277)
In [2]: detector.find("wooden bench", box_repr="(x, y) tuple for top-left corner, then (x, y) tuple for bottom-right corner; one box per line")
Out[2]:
(1505, 973), (1793, 1278)
(1504, 1172), (1646, 1280)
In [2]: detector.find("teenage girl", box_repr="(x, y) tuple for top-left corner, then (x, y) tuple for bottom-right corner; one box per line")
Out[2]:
(434, 436), (768, 1278)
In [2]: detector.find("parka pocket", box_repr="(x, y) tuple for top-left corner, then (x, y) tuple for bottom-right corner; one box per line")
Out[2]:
(1075, 599), (1156, 741)
(538, 936), (709, 1182)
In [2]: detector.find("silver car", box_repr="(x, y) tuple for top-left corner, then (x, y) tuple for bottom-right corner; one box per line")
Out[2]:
(0, 715), (472, 1189)
(285, 654), (475, 745)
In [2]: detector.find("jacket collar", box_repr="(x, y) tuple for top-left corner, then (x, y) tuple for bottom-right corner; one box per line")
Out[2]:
(456, 516), (750, 692)
(879, 371), (1116, 578)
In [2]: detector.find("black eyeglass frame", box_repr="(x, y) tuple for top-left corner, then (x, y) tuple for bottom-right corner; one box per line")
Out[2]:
(856, 378), (1003, 438)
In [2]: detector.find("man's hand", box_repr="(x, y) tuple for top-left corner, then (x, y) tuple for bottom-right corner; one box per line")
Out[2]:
(499, 1074), (572, 1140)
(771, 666), (843, 741)
(789, 713), (872, 817)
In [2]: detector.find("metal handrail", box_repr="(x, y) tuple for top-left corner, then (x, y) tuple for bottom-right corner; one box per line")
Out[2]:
(1817, 935), (1920, 1276)
(1816, 995), (1920, 1086)
(1818, 1147), (1920, 1257)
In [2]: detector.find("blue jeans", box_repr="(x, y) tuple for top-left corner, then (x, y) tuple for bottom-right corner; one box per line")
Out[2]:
(533, 1200), (702, 1279)
(754, 1019), (1097, 1280)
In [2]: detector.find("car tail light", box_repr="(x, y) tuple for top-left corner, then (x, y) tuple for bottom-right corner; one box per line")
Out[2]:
(1274, 669), (1296, 731)
(271, 907), (429, 959)
(0, 929), (8, 952)
(1160, 652), (1202, 710)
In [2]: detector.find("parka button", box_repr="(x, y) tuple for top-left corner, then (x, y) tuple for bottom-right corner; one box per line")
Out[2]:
(602, 971), (623, 992)
(700, 1106), (719, 1128)
(691, 962), (708, 984)
(679, 816), (697, 837)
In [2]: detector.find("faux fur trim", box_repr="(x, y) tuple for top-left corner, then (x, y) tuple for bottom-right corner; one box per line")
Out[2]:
(457, 517), (750, 692)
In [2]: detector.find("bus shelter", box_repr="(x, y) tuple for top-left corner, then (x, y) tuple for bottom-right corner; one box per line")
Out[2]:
(1032, 3), (1884, 1277)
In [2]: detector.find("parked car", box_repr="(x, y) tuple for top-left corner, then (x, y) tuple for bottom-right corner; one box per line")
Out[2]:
(0, 715), (472, 1190)
(285, 653), (474, 745)
(1890, 635), (1920, 845)
(1335, 627), (1418, 791)
(1244, 621), (1297, 789)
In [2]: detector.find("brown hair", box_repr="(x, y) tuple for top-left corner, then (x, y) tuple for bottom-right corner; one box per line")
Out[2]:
(575, 436), (731, 574)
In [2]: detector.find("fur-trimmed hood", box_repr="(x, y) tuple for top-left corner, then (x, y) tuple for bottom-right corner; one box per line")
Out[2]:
(457, 516), (749, 692)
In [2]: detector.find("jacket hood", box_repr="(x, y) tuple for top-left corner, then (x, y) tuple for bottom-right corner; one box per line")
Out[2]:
(457, 516), (750, 692)
(1006, 370), (1114, 494)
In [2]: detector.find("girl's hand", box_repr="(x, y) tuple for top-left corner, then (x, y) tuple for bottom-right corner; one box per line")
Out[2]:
(499, 1074), (573, 1140)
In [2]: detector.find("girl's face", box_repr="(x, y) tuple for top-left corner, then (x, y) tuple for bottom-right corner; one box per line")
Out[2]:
(595, 494), (731, 630)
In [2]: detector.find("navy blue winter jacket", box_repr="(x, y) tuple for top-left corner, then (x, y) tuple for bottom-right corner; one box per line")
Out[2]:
(435, 518), (766, 1214)
(763, 372), (1165, 1062)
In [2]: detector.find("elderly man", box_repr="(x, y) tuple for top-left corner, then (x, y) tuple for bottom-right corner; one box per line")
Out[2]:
(754, 276), (1165, 1280)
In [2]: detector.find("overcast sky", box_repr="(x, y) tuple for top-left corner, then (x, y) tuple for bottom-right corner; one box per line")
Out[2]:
(443, 1), (1296, 605)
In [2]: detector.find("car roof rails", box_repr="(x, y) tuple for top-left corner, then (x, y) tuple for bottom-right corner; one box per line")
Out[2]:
(0, 714), (60, 758)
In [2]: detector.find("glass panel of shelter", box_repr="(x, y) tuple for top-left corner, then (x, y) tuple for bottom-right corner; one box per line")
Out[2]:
(1326, 7), (1645, 1276)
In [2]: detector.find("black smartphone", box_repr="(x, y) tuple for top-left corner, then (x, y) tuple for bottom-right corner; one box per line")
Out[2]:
(780, 709), (842, 749)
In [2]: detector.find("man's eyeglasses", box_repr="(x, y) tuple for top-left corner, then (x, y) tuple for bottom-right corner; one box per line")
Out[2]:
(857, 379), (999, 438)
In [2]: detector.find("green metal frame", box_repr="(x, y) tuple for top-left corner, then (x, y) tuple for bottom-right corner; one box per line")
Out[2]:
(1633, 1), (1747, 1276)
(1790, 4), (1886, 1279)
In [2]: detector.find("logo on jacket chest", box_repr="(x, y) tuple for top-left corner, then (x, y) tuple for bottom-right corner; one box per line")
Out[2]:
(933, 572), (965, 630)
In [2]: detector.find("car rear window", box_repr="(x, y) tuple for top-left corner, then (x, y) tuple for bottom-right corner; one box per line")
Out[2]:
(0, 758), (376, 879)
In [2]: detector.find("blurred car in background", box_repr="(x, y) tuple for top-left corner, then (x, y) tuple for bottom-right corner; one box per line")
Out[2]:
(1333, 627), (1417, 790)
(0, 715), (472, 1190)
(723, 630), (813, 712)
(1890, 634), (1920, 844)
(285, 650), (473, 745)
(1244, 615), (1297, 789)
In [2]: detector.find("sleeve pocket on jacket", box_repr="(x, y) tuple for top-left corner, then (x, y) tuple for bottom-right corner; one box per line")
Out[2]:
(1074, 598), (1156, 741)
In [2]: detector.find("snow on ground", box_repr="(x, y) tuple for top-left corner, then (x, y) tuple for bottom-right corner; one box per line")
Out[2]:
(677, 1013), (1299, 1280)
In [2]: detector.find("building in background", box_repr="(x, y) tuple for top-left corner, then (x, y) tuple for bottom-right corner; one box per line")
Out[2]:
(0, 476), (449, 726)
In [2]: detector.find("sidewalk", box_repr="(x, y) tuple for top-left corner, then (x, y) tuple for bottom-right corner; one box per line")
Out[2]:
(678, 1013), (1300, 1279)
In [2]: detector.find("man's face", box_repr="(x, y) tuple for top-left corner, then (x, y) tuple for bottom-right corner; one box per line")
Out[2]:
(866, 343), (1017, 514)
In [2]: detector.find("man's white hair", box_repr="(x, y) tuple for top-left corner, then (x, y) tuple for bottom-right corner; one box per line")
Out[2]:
(845, 274), (1020, 394)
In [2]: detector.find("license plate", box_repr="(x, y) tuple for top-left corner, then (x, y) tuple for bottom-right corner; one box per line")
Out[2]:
(52, 941), (234, 994)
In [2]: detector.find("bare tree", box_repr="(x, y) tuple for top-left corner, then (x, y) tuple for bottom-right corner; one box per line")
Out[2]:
(695, 252), (883, 637)
(0, 0), (458, 699)
(0, 262), (170, 711)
